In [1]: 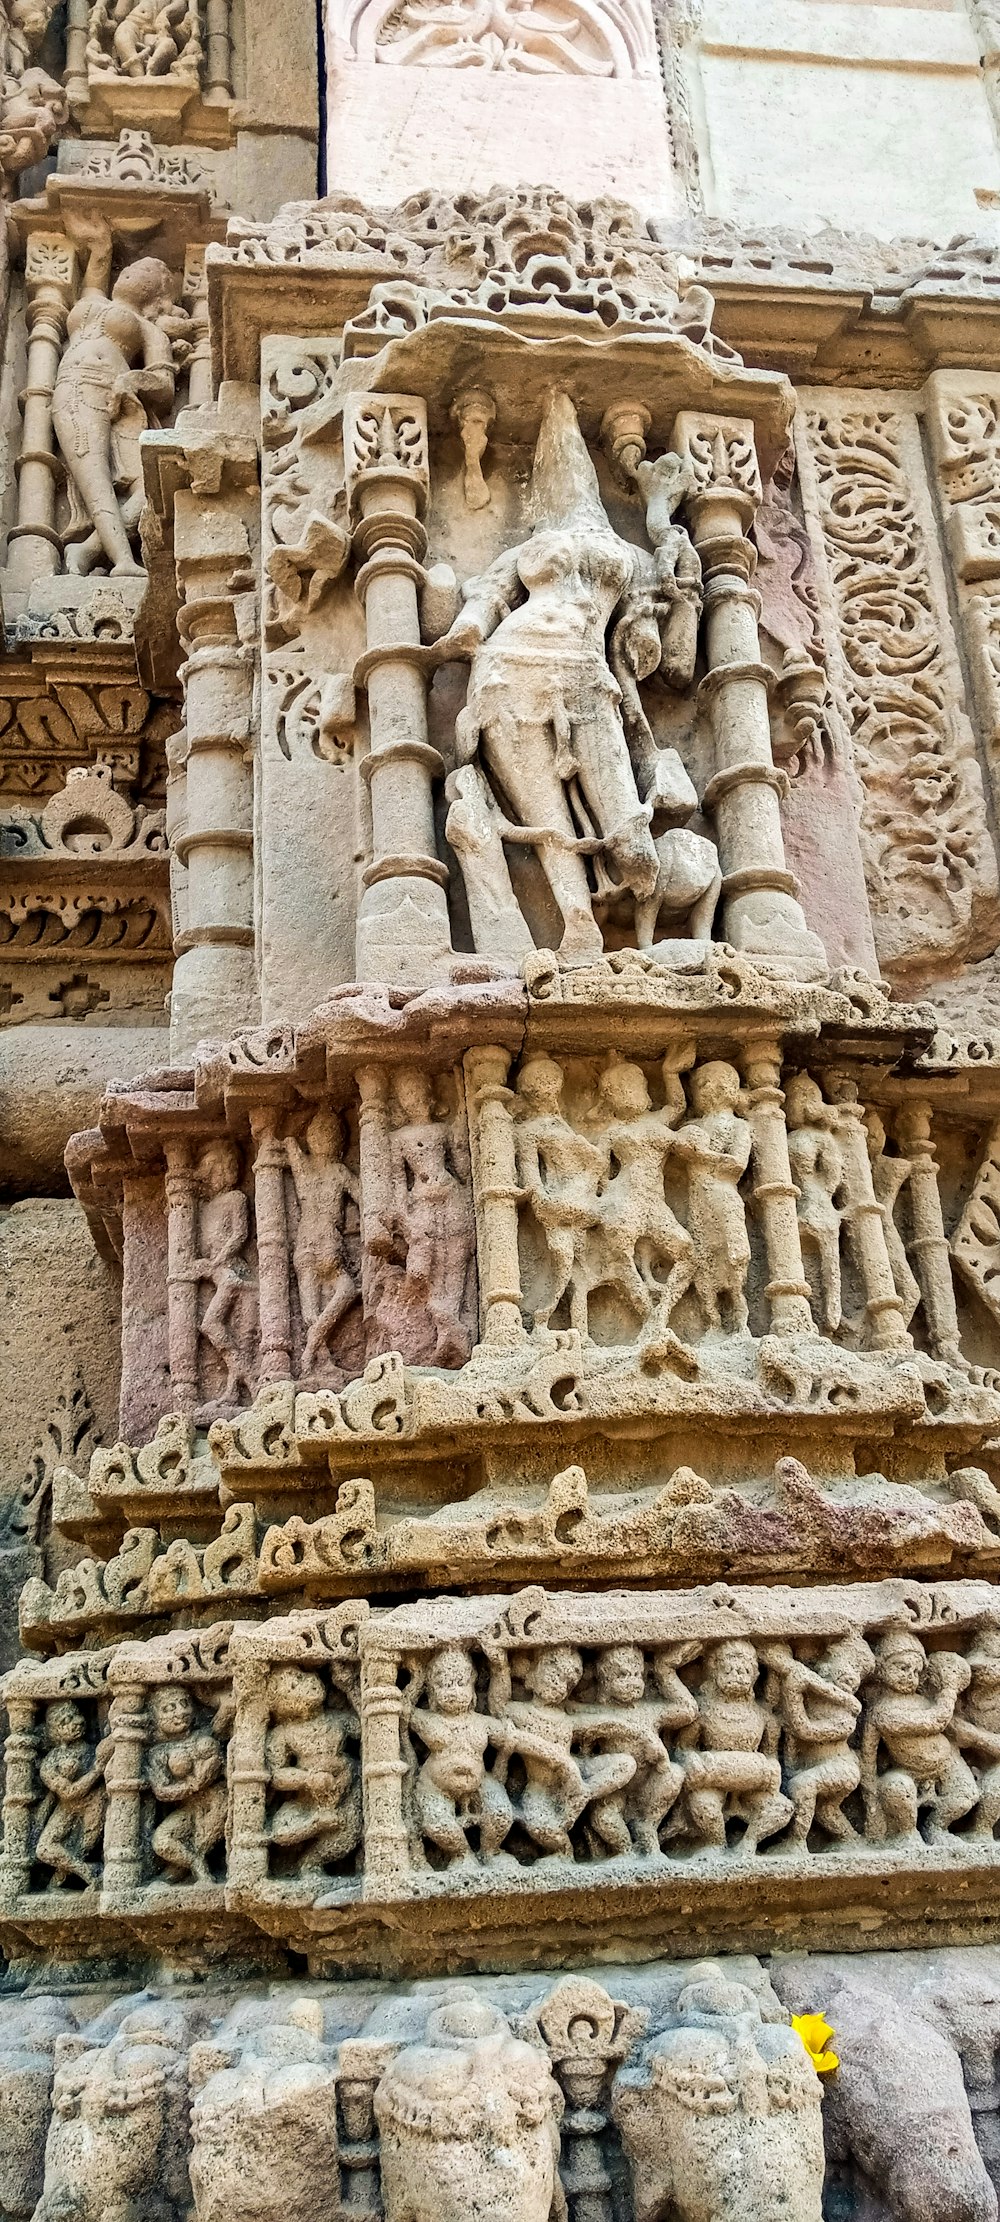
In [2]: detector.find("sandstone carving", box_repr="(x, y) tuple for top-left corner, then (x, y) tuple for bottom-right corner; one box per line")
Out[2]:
(5, 0), (1000, 2181)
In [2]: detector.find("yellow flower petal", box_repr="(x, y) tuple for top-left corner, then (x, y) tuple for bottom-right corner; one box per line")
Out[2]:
(791, 2012), (839, 2075)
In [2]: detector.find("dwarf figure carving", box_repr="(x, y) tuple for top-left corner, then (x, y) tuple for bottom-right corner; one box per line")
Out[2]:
(264, 1664), (361, 1877)
(673, 1639), (792, 1853)
(375, 1990), (565, 2222)
(407, 1644), (515, 1871)
(862, 1630), (980, 1843)
(613, 1961), (825, 2222)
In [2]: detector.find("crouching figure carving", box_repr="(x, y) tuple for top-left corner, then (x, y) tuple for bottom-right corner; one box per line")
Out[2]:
(374, 1989), (566, 2222)
(612, 1960), (825, 2222)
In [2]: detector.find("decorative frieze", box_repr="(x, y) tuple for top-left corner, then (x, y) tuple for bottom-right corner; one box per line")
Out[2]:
(797, 396), (1000, 987)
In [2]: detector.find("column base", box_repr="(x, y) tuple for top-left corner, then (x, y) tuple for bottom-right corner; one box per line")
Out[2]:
(355, 878), (454, 988)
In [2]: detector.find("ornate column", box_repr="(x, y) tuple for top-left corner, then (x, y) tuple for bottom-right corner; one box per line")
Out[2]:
(825, 1072), (912, 1351)
(357, 1063), (393, 1323)
(204, 0), (233, 102)
(171, 473), (258, 1056)
(896, 1099), (964, 1365)
(742, 1040), (814, 1337)
(251, 1109), (292, 1384)
(344, 393), (453, 986)
(673, 411), (827, 981)
(101, 1685), (146, 1898)
(6, 232), (76, 590)
(464, 1045), (525, 1347)
(64, 0), (90, 108)
(182, 248), (213, 409)
(227, 1653), (271, 1889)
(359, 1645), (410, 1893)
(0, 1695), (38, 1904)
(164, 1139), (200, 1413)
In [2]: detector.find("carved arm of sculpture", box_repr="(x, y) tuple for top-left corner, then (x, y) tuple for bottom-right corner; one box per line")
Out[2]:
(147, 1732), (222, 1802)
(437, 543), (524, 665)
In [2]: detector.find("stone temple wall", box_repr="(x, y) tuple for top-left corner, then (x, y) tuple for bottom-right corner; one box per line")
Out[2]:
(6, 3), (1000, 2218)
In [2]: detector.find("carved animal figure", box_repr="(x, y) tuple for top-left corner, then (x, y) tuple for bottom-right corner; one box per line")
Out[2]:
(375, 1990), (565, 2222)
(613, 1961), (825, 2222)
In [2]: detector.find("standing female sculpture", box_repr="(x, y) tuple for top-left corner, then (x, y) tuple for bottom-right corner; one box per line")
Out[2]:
(52, 216), (185, 576)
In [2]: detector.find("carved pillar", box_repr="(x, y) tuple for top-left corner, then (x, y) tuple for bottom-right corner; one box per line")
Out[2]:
(101, 1685), (146, 1898)
(896, 1100), (964, 1365)
(359, 1646), (409, 1893)
(251, 1109), (292, 1383)
(357, 1063), (392, 1327)
(182, 248), (213, 409)
(227, 1654), (271, 1889)
(64, 0), (90, 108)
(171, 477), (258, 1057)
(338, 2039), (395, 2221)
(345, 394), (453, 986)
(464, 1045), (525, 1347)
(164, 1139), (200, 1413)
(6, 233), (76, 590)
(673, 411), (827, 981)
(204, 0), (233, 101)
(0, 1696), (38, 1904)
(742, 1040), (814, 1336)
(825, 1073), (911, 1351)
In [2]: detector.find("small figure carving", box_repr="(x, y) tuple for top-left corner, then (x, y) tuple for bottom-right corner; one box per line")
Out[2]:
(764, 1634), (875, 1845)
(145, 1686), (228, 1885)
(407, 1644), (515, 1870)
(370, 1072), (475, 1367)
(785, 1071), (846, 1336)
(286, 1108), (360, 1376)
(0, 62), (66, 176)
(192, 1140), (257, 1405)
(51, 221), (186, 577)
(864, 1111), (921, 1328)
(491, 1643), (636, 1860)
(953, 1626), (1000, 1838)
(569, 1642), (695, 1856)
(265, 1665), (361, 1876)
(862, 1631), (980, 1843)
(33, 1699), (110, 1889)
(613, 1961), (825, 2222)
(675, 1639), (793, 1853)
(593, 1059), (695, 1338)
(515, 1056), (606, 1336)
(670, 1061), (752, 1333)
(86, 0), (203, 81)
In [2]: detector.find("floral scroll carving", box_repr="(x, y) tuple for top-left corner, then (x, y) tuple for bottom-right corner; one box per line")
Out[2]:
(799, 400), (999, 985)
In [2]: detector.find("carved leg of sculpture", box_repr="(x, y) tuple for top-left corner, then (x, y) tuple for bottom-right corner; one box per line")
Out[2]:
(684, 1785), (727, 1849)
(968, 1761), (1000, 1837)
(51, 401), (144, 577)
(803, 1226), (842, 1336)
(789, 1757), (860, 1846)
(741, 1780), (794, 1853)
(151, 1808), (201, 1883)
(534, 1226), (579, 1332)
(688, 860), (723, 941)
(36, 1812), (97, 1889)
(200, 1273), (251, 1401)
(477, 1773), (516, 1865)
(926, 1755), (980, 1840)
(302, 1267), (357, 1372)
(873, 1767), (920, 1842)
(415, 1778), (477, 1869)
(633, 1759), (684, 1854)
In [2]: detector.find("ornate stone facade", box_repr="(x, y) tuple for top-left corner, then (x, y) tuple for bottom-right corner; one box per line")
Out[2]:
(6, 7), (1000, 2221)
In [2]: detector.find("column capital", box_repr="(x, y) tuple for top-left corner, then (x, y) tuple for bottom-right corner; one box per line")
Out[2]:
(344, 391), (430, 523)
